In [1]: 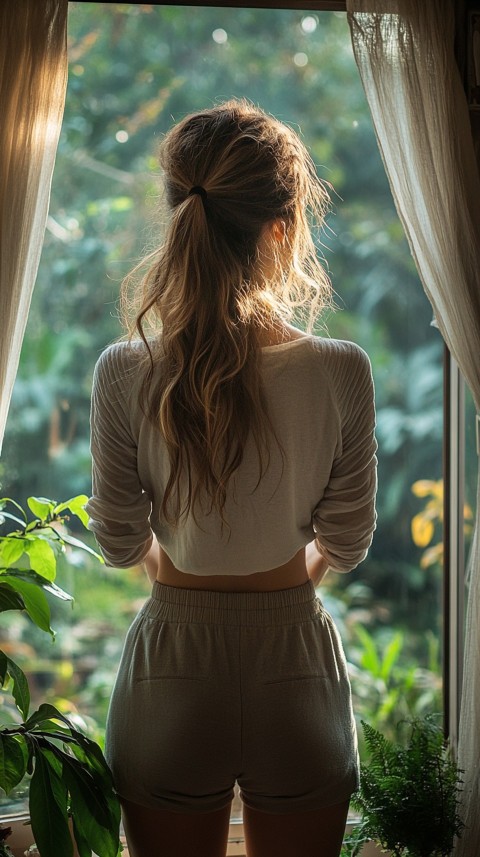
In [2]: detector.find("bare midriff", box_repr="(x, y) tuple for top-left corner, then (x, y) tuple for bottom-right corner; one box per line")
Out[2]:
(156, 545), (309, 592)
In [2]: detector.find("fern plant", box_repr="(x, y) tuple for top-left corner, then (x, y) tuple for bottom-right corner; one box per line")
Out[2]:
(342, 718), (464, 857)
(0, 495), (122, 857)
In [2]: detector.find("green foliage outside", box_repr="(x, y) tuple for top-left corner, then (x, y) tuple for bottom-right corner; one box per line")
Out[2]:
(0, 3), (449, 809)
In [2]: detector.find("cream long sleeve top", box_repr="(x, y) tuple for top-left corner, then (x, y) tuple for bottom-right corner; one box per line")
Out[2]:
(86, 335), (377, 575)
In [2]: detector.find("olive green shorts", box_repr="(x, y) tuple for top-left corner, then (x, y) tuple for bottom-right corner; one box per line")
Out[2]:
(105, 579), (359, 814)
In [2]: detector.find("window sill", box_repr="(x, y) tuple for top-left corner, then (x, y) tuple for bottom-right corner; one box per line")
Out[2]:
(1, 813), (387, 857)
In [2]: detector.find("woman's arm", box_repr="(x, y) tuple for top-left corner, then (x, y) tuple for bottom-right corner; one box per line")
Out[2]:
(305, 540), (330, 587)
(312, 344), (377, 574)
(86, 345), (153, 568)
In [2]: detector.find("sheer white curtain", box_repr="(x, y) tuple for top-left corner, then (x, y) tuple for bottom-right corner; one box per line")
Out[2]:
(0, 0), (68, 451)
(346, 2), (480, 853)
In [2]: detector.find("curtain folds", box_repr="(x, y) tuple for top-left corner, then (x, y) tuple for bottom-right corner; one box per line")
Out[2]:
(0, 0), (68, 451)
(346, 2), (480, 854)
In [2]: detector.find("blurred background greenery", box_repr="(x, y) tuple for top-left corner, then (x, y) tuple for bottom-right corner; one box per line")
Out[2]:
(0, 4), (455, 797)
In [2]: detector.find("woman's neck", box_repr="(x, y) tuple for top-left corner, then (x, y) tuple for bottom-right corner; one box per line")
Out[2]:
(255, 322), (307, 347)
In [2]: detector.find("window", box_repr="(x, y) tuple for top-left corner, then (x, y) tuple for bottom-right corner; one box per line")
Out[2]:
(0, 4), (447, 845)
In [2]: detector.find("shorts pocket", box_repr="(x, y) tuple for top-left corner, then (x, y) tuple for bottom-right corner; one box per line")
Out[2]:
(133, 620), (209, 683)
(257, 619), (331, 685)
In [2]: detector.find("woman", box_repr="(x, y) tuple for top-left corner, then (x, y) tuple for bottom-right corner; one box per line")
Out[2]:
(86, 99), (377, 857)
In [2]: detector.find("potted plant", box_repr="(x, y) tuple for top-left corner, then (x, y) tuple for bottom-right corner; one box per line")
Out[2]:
(0, 495), (122, 857)
(0, 825), (14, 857)
(342, 717), (464, 857)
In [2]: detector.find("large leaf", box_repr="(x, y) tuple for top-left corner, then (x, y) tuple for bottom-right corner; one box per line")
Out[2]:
(0, 653), (30, 720)
(2, 568), (73, 602)
(23, 536), (57, 581)
(0, 575), (53, 636)
(60, 752), (120, 857)
(0, 581), (26, 612)
(72, 815), (93, 857)
(30, 748), (73, 857)
(38, 712), (117, 801)
(0, 733), (28, 794)
(27, 497), (56, 522)
(69, 730), (117, 796)
(24, 703), (76, 733)
(41, 745), (63, 778)
(26, 705), (120, 844)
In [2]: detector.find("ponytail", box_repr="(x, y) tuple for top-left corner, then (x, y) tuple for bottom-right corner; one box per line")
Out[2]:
(122, 99), (331, 526)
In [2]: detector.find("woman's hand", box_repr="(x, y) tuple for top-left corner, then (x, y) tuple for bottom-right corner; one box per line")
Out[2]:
(305, 540), (330, 587)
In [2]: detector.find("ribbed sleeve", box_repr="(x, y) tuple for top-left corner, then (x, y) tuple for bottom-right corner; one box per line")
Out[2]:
(312, 341), (377, 572)
(85, 344), (153, 567)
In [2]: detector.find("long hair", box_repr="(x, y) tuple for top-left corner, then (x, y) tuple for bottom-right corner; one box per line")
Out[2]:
(122, 99), (332, 526)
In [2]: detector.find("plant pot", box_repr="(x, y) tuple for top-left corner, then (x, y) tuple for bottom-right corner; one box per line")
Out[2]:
(0, 815), (33, 857)
(0, 815), (84, 857)
(19, 839), (130, 857)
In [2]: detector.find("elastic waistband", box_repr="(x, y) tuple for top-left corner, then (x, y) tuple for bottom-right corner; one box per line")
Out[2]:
(144, 579), (323, 626)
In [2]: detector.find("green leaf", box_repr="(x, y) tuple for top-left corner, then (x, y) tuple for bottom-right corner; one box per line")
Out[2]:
(2, 656), (30, 720)
(356, 626), (380, 677)
(2, 568), (73, 602)
(60, 531), (104, 561)
(0, 575), (53, 637)
(0, 733), (28, 794)
(0, 510), (27, 528)
(24, 703), (73, 732)
(54, 495), (89, 528)
(380, 632), (403, 683)
(0, 498), (27, 519)
(23, 536), (57, 581)
(60, 753), (120, 857)
(30, 748), (73, 857)
(69, 731), (117, 792)
(0, 537), (28, 567)
(0, 581), (26, 612)
(0, 650), (8, 685)
(72, 815), (92, 857)
(41, 745), (64, 778)
(42, 733), (120, 854)
(27, 497), (56, 522)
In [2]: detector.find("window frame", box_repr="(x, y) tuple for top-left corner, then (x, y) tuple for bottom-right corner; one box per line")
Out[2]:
(75, 0), (347, 8)
(443, 347), (466, 748)
(64, 3), (464, 852)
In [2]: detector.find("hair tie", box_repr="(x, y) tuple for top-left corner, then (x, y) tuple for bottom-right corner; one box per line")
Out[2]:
(188, 185), (208, 202)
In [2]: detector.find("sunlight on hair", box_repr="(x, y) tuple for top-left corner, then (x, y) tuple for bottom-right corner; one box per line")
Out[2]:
(121, 99), (333, 524)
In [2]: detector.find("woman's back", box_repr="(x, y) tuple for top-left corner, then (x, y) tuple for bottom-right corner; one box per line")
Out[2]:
(87, 332), (376, 582)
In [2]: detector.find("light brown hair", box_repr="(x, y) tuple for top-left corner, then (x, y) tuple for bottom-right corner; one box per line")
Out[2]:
(122, 99), (332, 525)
